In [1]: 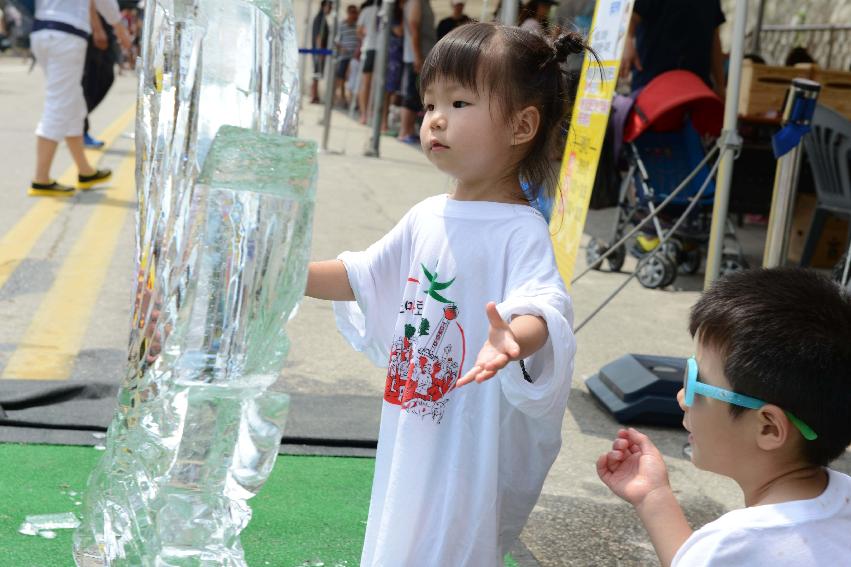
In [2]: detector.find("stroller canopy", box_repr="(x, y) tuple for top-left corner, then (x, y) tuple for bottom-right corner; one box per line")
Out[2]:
(624, 70), (723, 143)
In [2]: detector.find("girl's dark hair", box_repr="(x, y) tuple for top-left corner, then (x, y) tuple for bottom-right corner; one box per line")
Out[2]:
(689, 268), (851, 467)
(420, 22), (595, 200)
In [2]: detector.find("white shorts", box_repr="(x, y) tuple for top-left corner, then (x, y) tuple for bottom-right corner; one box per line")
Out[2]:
(31, 30), (88, 141)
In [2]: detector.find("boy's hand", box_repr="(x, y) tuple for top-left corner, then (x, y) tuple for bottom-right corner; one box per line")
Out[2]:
(456, 302), (520, 387)
(596, 428), (671, 507)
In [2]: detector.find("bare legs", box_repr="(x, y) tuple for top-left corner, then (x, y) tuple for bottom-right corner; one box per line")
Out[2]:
(66, 136), (97, 177)
(34, 135), (96, 184)
(381, 91), (391, 132)
(358, 71), (372, 125)
(335, 77), (347, 107)
(398, 107), (416, 140)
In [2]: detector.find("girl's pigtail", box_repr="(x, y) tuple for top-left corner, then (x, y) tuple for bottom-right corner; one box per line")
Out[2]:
(538, 31), (590, 69)
(552, 31), (589, 63)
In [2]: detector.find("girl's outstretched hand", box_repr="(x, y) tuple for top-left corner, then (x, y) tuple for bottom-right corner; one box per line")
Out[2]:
(596, 428), (671, 507)
(456, 302), (520, 387)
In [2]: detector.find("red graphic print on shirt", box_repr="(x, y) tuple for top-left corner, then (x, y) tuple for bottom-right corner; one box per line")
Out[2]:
(384, 264), (466, 424)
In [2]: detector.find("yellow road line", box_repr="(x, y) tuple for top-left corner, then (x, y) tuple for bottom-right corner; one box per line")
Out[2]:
(0, 105), (135, 291)
(1, 148), (136, 380)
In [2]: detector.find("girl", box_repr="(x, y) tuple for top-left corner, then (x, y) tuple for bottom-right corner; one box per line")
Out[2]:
(306, 22), (589, 566)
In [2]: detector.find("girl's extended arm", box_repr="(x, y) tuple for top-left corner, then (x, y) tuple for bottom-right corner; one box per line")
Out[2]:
(597, 429), (693, 567)
(305, 260), (355, 301)
(456, 302), (548, 387)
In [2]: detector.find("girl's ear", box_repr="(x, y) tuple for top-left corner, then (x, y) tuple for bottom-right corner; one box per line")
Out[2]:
(755, 404), (790, 452)
(511, 106), (540, 146)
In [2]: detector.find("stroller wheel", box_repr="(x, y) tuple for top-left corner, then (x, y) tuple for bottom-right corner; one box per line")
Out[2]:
(661, 257), (679, 287)
(678, 248), (702, 275)
(586, 237), (607, 271)
(659, 240), (683, 263)
(606, 244), (626, 272)
(637, 254), (676, 289)
(719, 253), (749, 276)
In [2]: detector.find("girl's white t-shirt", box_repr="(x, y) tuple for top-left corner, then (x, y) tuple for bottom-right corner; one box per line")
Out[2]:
(333, 194), (575, 566)
(673, 468), (851, 566)
(357, 4), (379, 51)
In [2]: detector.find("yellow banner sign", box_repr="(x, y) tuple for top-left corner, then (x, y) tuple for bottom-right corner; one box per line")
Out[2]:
(550, 0), (634, 287)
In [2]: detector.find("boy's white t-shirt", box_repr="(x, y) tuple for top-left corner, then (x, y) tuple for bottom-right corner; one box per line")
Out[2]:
(673, 468), (851, 566)
(333, 195), (576, 567)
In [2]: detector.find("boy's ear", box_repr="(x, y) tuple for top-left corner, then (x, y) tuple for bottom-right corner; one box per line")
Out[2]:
(755, 404), (791, 451)
(511, 106), (541, 146)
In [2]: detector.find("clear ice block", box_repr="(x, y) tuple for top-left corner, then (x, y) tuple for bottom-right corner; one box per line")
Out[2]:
(73, 0), (316, 563)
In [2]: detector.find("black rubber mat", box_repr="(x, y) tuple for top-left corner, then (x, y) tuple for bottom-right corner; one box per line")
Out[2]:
(0, 380), (380, 457)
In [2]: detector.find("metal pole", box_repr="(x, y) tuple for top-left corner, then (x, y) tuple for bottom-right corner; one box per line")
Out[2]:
(752, 0), (766, 54)
(501, 0), (518, 26)
(321, 0), (342, 151)
(826, 27), (834, 69)
(300, 0), (315, 99)
(704, 0), (748, 289)
(763, 78), (821, 267)
(366, 0), (393, 157)
(763, 146), (804, 267)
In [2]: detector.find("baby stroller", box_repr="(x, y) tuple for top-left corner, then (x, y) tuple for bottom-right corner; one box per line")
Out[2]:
(587, 70), (748, 288)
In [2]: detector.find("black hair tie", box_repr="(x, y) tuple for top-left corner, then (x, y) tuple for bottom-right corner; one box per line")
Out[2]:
(539, 31), (587, 69)
(553, 32), (587, 63)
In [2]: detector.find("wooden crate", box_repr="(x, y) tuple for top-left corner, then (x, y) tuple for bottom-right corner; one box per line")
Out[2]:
(814, 68), (851, 121)
(739, 61), (815, 119)
(787, 194), (849, 268)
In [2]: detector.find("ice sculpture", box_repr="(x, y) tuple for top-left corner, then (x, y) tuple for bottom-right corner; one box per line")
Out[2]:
(73, 0), (315, 565)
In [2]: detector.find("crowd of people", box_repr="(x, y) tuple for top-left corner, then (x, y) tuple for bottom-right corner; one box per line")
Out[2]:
(310, 0), (574, 144)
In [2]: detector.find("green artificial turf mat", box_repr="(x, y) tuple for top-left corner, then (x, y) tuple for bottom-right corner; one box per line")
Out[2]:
(0, 444), (519, 566)
(0, 444), (373, 567)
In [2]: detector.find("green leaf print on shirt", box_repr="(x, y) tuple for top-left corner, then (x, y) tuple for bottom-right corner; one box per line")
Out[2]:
(421, 264), (455, 304)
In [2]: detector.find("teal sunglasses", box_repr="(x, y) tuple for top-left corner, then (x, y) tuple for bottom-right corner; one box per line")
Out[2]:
(683, 356), (818, 441)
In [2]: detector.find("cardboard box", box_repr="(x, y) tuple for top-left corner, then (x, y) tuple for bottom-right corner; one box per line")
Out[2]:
(739, 61), (815, 119)
(787, 193), (849, 268)
(814, 68), (851, 121)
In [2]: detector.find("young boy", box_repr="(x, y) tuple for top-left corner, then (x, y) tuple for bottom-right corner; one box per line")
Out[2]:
(598, 268), (851, 566)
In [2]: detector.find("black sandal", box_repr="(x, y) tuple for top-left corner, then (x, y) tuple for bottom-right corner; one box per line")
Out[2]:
(77, 168), (112, 190)
(29, 180), (75, 197)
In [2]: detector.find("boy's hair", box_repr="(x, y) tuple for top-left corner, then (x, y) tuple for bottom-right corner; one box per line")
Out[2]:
(689, 268), (851, 466)
(419, 22), (593, 200)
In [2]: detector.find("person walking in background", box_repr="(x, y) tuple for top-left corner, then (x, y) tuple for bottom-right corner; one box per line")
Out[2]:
(397, 0), (435, 144)
(29, 0), (131, 197)
(380, 0), (405, 135)
(310, 0), (332, 104)
(82, 3), (118, 150)
(619, 0), (726, 97)
(435, 0), (470, 41)
(118, 6), (140, 71)
(356, 0), (380, 124)
(519, 0), (557, 34)
(0, 5), (11, 52)
(334, 4), (360, 108)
